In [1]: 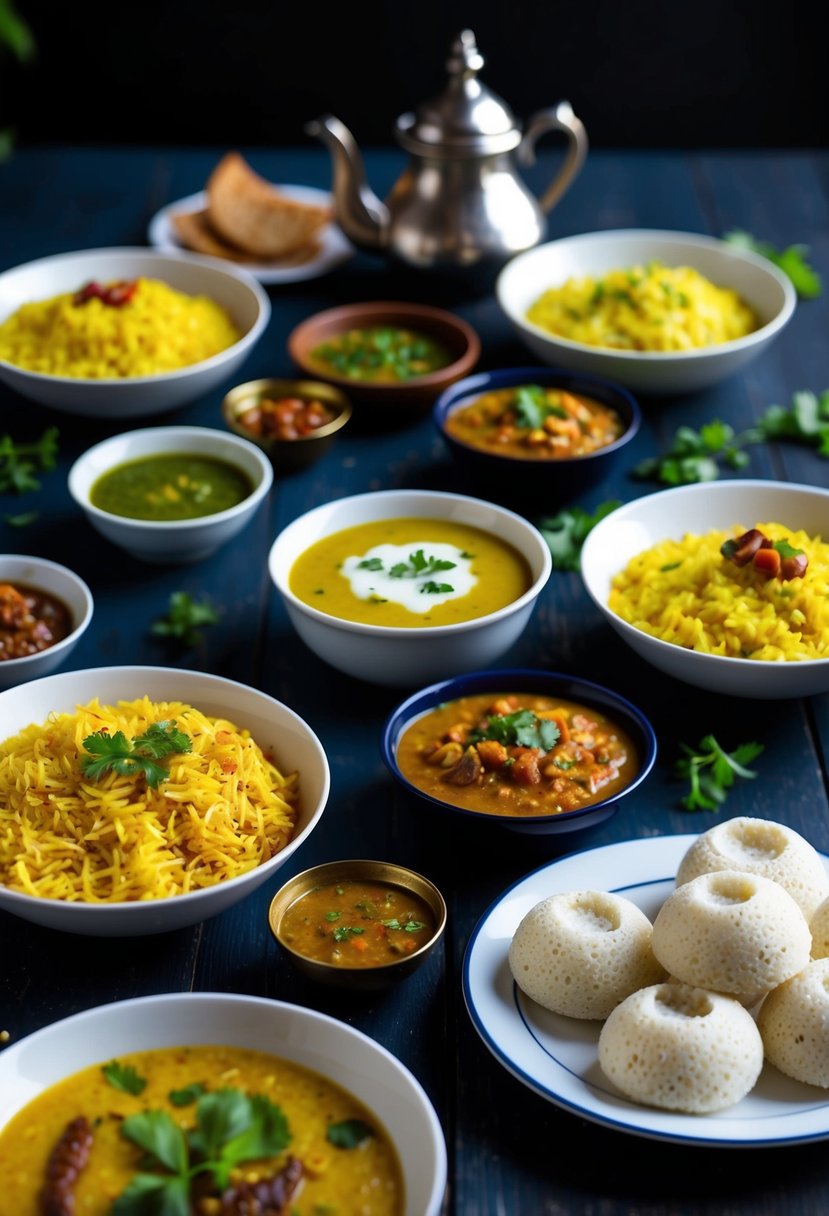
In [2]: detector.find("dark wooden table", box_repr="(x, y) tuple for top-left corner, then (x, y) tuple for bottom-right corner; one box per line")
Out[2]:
(2, 146), (829, 1215)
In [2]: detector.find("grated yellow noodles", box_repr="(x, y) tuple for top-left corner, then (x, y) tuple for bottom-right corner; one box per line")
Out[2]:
(0, 277), (241, 378)
(526, 262), (757, 352)
(609, 522), (829, 662)
(0, 697), (299, 902)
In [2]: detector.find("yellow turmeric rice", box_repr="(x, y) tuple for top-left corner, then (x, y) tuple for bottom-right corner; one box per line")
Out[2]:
(0, 278), (241, 377)
(609, 522), (829, 661)
(526, 262), (757, 352)
(0, 697), (299, 902)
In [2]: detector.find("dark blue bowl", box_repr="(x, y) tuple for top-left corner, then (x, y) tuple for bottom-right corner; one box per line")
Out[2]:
(433, 366), (641, 503)
(380, 668), (657, 837)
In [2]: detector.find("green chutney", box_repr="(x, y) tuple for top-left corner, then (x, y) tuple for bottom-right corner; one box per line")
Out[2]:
(90, 453), (254, 521)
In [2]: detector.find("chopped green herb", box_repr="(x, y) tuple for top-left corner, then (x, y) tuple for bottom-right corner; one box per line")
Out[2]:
(325, 910), (341, 922)
(0, 426), (59, 495)
(357, 557), (384, 571)
(168, 1082), (206, 1107)
(757, 389), (829, 457)
(382, 918), (426, 932)
(660, 561), (683, 572)
(513, 385), (567, 430)
(459, 550), (474, 559)
(387, 550), (456, 580)
(723, 230), (822, 299)
(675, 734), (764, 812)
(772, 538), (805, 560)
(326, 1118), (374, 1150)
(469, 708), (560, 753)
(332, 925), (365, 942)
(3, 510), (38, 527)
(539, 501), (621, 572)
(633, 418), (756, 486)
(420, 580), (454, 594)
(80, 722), (192, 789)
(151, 591), (219, 648)
(335, 886), (344, 895)
(102, 1060), (147, 1096)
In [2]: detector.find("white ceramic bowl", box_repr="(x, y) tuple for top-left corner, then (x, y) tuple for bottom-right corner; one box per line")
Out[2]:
(268, 489), (553, 687)
(496, 229), (796, 394)
(68, 425), (273, 563)
(0, 992), (447, 1216)
(580, 480), (829, 699)
(0, 665), (330, 934)
(0, 247), (270, 417)
(0, 555), (93, 687)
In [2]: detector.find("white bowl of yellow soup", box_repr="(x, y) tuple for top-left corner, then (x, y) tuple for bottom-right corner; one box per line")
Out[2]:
(0, 992), (447, 1216)
(0, 247), (270, 418)
(268, 489), (552, 687)
(0, 665), (330, 934)
(497, 230), (796, 394)
(68, 424), (273, 564)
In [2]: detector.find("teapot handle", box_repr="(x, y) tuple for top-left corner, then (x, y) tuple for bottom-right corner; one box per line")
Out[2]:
(518, 100), (589, 214)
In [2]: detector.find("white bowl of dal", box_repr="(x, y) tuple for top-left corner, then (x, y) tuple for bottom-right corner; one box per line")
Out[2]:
(268, 488), (552, 688)
(0, 665), (330, 935)
(497, 229), (796, 394)
(580, 480), (829, 699)
(0, 992), (447, 1216)
(0, 247), (270, 418)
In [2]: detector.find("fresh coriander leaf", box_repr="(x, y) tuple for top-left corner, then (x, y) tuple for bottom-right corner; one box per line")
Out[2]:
(80, 724), (191, 789)
(382, 917), (426, 932)
(121, 1110), (188, 1174)
(102, 1060), (147, 1095)
(675, 735), (763, 812)
(724, 230), (822, 299)
(468, 709), (560, 753)
(357, 557), (384, 571)
(772, 538), (805, 560)
(0, 427), (59, 495)
(168, 1082), (206, 1107)
(419, 580), (454, 594)
(660, 561), (682, 572)
(214, 1094), (291, 1188)
(111, 1173), (190, 1216)
(513, 385), (567, 429)
(151, 591), (219, 649)
(325, 910), (341, 921)
(333, 925), (365, 942)
(539, 500), (621, 572)
(4, 510), (38, 526)
(326, 1118), (374, 1149)
(132, 722), (192, 760)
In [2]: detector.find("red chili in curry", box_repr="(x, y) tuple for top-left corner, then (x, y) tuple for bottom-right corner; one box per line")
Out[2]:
(397, 693), (639, 818)
(0, 582), (73, 660)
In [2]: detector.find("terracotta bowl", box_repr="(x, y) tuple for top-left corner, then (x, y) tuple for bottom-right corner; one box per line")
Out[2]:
(286, 300), (481, 410)
(222, 376), (352, 472)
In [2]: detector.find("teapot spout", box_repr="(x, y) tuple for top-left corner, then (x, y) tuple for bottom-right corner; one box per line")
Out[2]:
(306, 114), (390, 250)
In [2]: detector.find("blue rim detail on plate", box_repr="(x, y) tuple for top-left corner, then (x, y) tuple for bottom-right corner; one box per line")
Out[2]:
(462, 834), (829, 1146)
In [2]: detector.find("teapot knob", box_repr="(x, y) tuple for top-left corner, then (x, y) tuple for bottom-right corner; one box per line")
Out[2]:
(446, 29), (484, 77)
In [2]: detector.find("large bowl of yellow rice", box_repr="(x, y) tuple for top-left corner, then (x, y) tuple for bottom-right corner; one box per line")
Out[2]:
(580, 480), (829, 699)
(0, 247), (270, 418)
(0, 665), (330, 934)
(497, 230), (796, 394)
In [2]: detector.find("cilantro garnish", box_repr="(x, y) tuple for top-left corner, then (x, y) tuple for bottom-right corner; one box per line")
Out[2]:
(151, 591), (219, 648)
(513, 385), (567, 430)
(333, 925), (365, 942)
(539, 501), (621, 572)
(772, 538), (805, 560)
(0, 426), (59, 495)
(168, 1083), (206, 1107)
(675, 734), (764, 812)
(420, 580), (454, 594)
(757, 389), (829, 457)
(4, 510), (38, 527)
(326, 1118), (374, 1149)
(382, 918), (426, 932)
(388, 550), (456, 579)
(112, 1088), (291, 1215)
(80, 721), (192, 789)
(633, 419), (753, 486)
(468, 708), (560, 753)
(723, 230), (822, 299)
(102, 1060), (147, 1096)
(357, 557), (384, 571)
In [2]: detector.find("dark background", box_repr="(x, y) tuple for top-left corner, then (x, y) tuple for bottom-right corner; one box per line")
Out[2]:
(1, 0), (827, 150)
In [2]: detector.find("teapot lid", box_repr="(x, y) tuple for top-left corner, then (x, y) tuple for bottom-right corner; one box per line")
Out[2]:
(396, 30), (522, 157)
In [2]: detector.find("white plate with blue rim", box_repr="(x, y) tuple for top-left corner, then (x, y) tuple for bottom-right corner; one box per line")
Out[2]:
(463, 833), (829, 1146)
(148, 184), (354, 285)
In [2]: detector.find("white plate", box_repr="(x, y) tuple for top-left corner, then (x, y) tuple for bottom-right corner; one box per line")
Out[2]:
(148, 184), (355, 284)
(463, 834), (829, 1147)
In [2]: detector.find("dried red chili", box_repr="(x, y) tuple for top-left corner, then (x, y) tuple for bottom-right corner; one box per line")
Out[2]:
(73, 280), (138, 307)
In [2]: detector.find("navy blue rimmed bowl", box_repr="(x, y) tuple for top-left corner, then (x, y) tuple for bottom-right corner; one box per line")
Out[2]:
(433, 366), (641, 503)
(380, 668), (657, 837)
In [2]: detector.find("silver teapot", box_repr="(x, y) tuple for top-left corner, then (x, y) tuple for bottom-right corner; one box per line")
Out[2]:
(308, 29), (588, 274)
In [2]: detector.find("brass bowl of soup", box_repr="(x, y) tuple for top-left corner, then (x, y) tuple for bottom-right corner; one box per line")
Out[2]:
(433, 367), (641, 503)
(269, 859), (447, 990)
(222, 376), (352, 472)
(287, 301), (481, 411)
(382, 668), (658, 837)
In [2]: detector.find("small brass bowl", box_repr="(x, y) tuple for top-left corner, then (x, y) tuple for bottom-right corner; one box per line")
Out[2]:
(221, 377), (352, 473)
(268, 859), (447, 991)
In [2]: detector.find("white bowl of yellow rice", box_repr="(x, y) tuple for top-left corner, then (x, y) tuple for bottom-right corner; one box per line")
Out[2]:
(580, 480), (829, 698)
(497, 230), (796, 394)
(0, 247), (270, 418)
(0, 665), (330, 934)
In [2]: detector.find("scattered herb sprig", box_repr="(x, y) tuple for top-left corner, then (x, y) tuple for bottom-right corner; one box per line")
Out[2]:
(512, 384), (567, 430)
(80, 721), (192, 789)
(469, 708), (560, 753)
(356, 549), (460, 595)
(633, 419), (753, 486)
(757, 389), (829, 456)
(538, 501), (621, 571)
(102, 1060), (147, 1096)
(151, 591), (219, 648)
(675, 734), (764, 812)
(0, 427), (58, 494)
(723, 230), (822, 300)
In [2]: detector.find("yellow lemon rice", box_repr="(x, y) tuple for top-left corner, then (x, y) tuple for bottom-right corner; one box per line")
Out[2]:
(609, 522), (829, 661)
(526, 262), (757, 352)
(0, 277), (241, 378)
